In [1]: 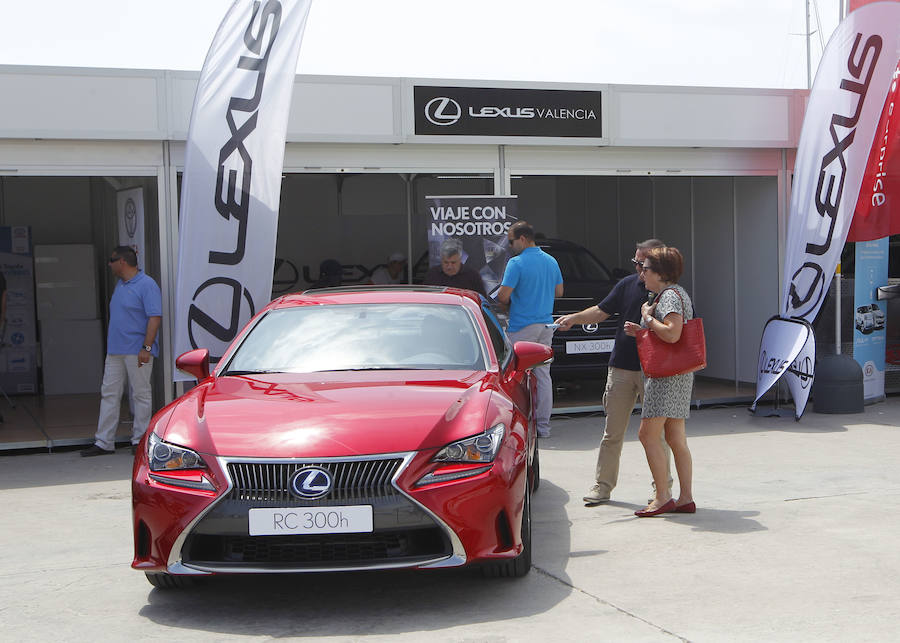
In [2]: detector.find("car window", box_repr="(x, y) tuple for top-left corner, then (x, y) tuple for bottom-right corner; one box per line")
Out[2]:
(481, 301), (510, 366)
(223, 303), (487, 373)
(541, 245), (611, 281)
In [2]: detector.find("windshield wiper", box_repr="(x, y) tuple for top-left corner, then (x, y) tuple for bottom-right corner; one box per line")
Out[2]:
(326, 367), (408, 372)
(222, 369), (282, 376)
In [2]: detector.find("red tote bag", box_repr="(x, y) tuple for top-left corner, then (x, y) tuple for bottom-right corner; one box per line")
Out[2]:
(635, 288), (706, 378)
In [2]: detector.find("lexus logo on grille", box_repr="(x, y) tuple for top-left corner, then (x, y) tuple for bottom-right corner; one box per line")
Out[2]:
(582, 323), (599, 333)
(424, 97), (462, 126)
(290, 467), (333, 499)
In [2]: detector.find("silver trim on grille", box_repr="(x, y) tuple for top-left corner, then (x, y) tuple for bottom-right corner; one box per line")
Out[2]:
(165, 451), (467, 574)
(227, 458), (403, 504)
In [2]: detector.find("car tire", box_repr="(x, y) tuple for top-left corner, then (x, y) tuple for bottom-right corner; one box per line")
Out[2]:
(482, 479), (532, 578)
(531, 446), (541, 493)
(145, 572), (192, 589)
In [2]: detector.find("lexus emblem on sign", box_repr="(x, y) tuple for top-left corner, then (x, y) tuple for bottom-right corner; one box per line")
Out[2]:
(424, 97), (462, 126)
(290, 467), (333, 499)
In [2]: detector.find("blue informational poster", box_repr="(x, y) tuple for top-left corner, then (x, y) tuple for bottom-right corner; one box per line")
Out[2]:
(0, 226), (38, 394)
(853, 238), (889, 402)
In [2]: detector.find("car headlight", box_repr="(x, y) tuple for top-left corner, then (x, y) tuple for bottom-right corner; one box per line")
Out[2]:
(148, 432), (206, 471)
(433, 423), (505, 463)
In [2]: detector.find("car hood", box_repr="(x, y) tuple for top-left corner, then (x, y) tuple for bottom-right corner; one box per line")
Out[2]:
(158, 371), (496, 458)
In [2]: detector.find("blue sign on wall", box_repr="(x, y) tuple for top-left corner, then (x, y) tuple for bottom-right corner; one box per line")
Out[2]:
(853, 238), (889, 402)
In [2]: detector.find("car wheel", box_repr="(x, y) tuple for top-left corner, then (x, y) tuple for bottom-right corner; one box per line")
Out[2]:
(145, 572), (192, 589)
(482, 479), (532, 578)
(531, 446), (541, 493)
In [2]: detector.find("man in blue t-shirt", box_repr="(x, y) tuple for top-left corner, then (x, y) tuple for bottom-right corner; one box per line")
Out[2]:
(557, 238), (671, 504)
(498, 221), (563, 438)
(82, 246), (162, 457)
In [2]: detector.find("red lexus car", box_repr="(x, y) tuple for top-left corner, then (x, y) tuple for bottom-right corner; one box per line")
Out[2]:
(132, 286), (551, 587)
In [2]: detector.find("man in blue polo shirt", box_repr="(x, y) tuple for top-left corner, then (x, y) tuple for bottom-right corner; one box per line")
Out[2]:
(81, 246), (162, 456)
(498, 221), (563, 438)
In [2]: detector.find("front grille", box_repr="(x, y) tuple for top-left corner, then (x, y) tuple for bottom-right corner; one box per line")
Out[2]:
(226, 458), (404, 505)
(181, 455), (454, 569)
(186, 529), (448, 566)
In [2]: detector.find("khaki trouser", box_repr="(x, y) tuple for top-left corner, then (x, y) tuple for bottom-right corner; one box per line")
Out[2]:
(94, 354), (154, 451)
(594, 366), (672, 494)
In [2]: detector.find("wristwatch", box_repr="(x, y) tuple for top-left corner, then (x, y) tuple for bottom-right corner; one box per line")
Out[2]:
(142, 344), (152, 352)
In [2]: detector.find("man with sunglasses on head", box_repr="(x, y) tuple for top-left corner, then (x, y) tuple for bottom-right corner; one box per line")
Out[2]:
(556, 238), (671, 505)
(81, 246), (161, 457)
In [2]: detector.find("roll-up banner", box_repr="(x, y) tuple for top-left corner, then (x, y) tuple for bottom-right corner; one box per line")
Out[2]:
(116, 187), (145, 267)
(754, 2), (900, 415)
(425, 195), (519, 296)
(853, 238), (889, 401)
(174, 0), (311, 378)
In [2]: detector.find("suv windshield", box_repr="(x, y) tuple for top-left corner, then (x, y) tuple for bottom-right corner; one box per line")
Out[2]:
(541, 245), (612, 282)
(223, 303), (486, 374)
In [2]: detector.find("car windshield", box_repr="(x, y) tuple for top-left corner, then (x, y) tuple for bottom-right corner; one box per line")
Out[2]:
(223, 303), (486, 374)
(542, 245), (611, 282)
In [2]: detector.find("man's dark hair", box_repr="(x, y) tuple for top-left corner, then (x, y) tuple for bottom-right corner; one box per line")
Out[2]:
(509, 221), (535, 241)
(636, 238), (665, 251)
(113, 245), (138, 267)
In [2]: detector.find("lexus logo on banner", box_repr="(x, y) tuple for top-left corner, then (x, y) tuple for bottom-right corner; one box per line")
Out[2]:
(414, 86), (603, 138)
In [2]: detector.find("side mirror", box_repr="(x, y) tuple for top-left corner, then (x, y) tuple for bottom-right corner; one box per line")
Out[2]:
(176, 348), (210, 381)
(512, 341), (554, 372)
(877, 284), (900, 300)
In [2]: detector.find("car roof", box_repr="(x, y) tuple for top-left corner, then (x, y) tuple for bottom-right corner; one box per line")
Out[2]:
(537, 237), (589, 250)
(270, 284), (485, 310)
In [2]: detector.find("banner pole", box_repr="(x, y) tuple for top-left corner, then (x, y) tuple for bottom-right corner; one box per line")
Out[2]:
(805, 0), (812, 89)
(835, 264), (841, 355)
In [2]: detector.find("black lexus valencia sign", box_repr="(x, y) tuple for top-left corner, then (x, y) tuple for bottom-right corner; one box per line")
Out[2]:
(414, 86), (603, 138)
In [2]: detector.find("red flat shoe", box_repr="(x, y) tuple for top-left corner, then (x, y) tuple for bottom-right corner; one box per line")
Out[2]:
(673, 501), (696, 514)
(634, 499), (675, 517)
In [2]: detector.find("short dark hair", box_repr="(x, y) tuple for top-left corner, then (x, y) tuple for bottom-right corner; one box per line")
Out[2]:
(509, 221), (534, 241)
(113, 246), (138, 267)
(645, 246), (683, 283)
(636, 238), (665, 251)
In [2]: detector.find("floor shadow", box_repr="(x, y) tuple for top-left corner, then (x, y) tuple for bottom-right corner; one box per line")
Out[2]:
(138, 480), (575, 638)
(663, 508), (767, 534)
(0, 448), (135, 490)
(584, 500), (766, 535)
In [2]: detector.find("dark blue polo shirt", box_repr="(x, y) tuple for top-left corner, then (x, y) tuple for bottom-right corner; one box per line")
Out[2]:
(598, 273), (647, 371)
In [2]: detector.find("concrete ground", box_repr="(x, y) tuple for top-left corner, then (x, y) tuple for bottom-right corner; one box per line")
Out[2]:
(2, 397), (899, 642)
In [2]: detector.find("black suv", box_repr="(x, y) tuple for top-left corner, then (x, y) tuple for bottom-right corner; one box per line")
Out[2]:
(413, 238), (624, 379)
(538, 238), (625, 379)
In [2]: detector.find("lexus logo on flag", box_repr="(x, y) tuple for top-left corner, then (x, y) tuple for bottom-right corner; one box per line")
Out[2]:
(415, 86), (603, 138)
(174, 0), (312, 379)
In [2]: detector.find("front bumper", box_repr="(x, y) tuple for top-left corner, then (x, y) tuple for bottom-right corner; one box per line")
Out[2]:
(133, 447), (526, 575)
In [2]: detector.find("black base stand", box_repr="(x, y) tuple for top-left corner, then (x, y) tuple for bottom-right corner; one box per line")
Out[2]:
(749, 381), (795, 419)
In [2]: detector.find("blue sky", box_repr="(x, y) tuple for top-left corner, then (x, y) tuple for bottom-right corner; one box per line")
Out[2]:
(0, 0), (842, 88)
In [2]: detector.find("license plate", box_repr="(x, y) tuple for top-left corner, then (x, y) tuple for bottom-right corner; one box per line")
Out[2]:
(248, 505), (373, 536)
(566, 339), (614, 354)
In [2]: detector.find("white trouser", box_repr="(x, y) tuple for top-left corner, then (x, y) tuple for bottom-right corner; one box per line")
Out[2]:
(508, 324), (554, 435)
(94, 354), (154, 451)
